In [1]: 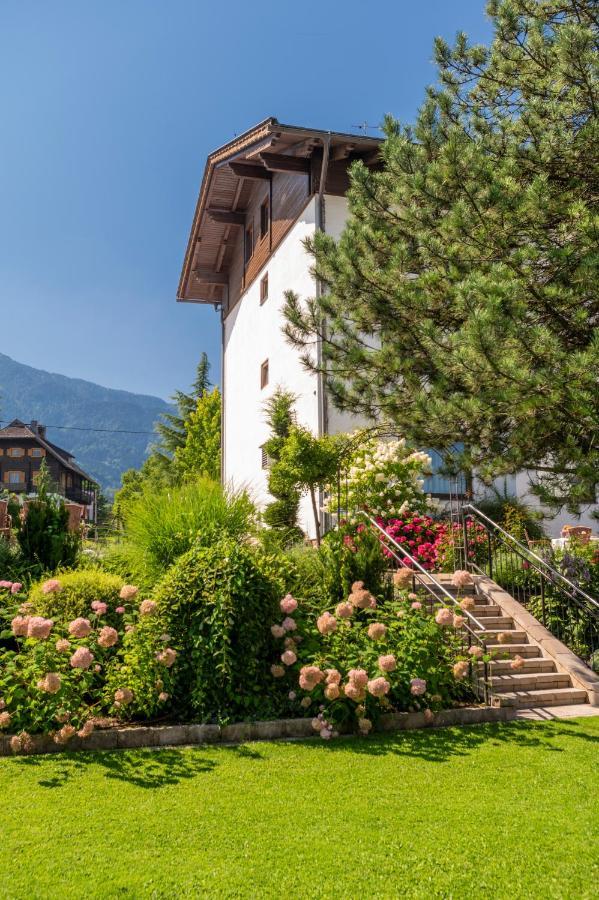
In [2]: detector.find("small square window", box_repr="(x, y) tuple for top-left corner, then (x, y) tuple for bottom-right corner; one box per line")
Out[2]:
(260, 359), (269, 390)
(260, 198), (270, 239)
(260, 273), (269, 304)
(6, 471), (25, 485)
(7, 448), (24, 458)
(29, 448), (44, 458)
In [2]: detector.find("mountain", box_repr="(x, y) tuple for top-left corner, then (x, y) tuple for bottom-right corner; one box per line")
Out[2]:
(0, 352), (173, 493)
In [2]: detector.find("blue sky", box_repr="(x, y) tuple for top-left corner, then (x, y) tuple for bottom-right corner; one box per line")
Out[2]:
(0, 1), (492, 401)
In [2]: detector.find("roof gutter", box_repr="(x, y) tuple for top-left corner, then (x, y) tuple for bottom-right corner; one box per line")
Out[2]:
(315, 134), (330, 440)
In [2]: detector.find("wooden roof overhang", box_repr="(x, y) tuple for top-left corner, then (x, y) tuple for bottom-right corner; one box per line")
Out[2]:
(177, 118), (382, 305)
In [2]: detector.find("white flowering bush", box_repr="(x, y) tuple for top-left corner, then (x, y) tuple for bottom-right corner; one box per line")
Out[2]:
(333, 434), (433, 520)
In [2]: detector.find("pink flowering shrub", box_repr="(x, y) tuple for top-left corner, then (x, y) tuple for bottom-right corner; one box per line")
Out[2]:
(380, 513), (439, 571)
(270, 579), (476, 736)
(0, 576), (170, 739)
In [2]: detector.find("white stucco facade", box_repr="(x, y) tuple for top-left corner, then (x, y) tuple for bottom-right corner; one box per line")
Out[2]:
(223, 196), (320, 535)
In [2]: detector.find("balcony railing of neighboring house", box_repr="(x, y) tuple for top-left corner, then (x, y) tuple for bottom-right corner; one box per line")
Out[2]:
(2, 480), (95, 510)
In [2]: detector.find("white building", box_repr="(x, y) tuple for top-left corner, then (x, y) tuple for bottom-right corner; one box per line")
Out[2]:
(177, 118), (383, 536)
(177, 117), (596, 538)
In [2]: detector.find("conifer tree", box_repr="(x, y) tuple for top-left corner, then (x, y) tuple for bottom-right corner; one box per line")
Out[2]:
(284, 0), (598, 511)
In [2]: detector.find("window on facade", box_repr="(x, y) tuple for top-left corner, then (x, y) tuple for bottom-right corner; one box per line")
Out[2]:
(260, 359), (269, 390)
(260, 197), (270, 239)
(244, 222), (254, 265)
(5, 471), (25, 485)
(29, 448), (45, 458)
(260, 273), (269, 304)
(7, 448), (24, 458)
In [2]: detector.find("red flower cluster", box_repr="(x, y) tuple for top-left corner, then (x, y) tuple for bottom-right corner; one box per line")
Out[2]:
(379, 514), (439, 570)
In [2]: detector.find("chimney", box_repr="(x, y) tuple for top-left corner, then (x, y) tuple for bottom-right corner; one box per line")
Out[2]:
(30, 420), (46, 438)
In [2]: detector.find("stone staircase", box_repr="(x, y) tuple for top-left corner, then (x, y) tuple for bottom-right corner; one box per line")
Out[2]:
(430, 575), (592, 710)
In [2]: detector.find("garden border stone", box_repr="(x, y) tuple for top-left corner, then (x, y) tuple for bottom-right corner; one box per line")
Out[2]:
(0, 705), (513, 757)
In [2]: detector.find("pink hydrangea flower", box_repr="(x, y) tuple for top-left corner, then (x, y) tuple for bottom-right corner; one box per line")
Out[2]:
(325, 669), (341, 685)
(510, 655), (525, 670)
(378, 654), (397, 672)
(37, 673), (62, 694)
(27, 616), (53, 639)
(452, 614), (466, 628)
(91, 601), (108, 615)
(115, 606), (125, 614)
(11, 615), (29, 637)
(335, 601), (353, 619)
(393, 568), (413, 588)
(0, 711), (12, 729)
(271, 664), (285, 678)
(69, 617), (92, 638)
(283, 637), (296, 649)
(54, 724), (76, 745)
(468, 645), (483, 658)
(410, 677), (427, 696)
(94, 664), (102, 673)
(271, 624), (285, 639)
(281, 616), (296, 632)
(435, 608), (453, 627)
(423, 708), (434, 724)
(367, 622), (386, 640)
(280, 594), (298, 614)
(114, 688), (134, 705)
(0, 580), (13, 589)
(55, 638), (71, 652)
(10, 582), (22, 594)
(324, 684), (340, 701)
(41, 579), (62, 594)
(411, 601), (422, 610)
(319, 728), (332, 740)
(316, 612), (337, 635)
(298, 665), (324, 690)
(344, 682), (365, 701)
(453, 660), (469, 679)
(98, 626), (118, 648)
(451, 570), (473, 589)
(367, 676), (391, 697)
(77, 720), (95, 739)
(300, 696), (311, 708)
(156, 647), (177, 667)
(349, 587), (375, 609)
(497, 632), (510, 644)
(119, 585), (139, 600)
(158, 691), (170, 702)
(288, 691), (296, 701)
(139, 599), (158, 616)
(460, 597), (475, 611)
(358, 717), (372, 735)
(71, 646), (94, 669)
(281, 649), (297, 666)
(348, 669), (369, 688)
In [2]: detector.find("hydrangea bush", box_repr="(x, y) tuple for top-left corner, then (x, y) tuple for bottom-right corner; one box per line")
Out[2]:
(268, 572), (477, 738)
(0, 578), (173, 747)
(333, 435), (433, 521)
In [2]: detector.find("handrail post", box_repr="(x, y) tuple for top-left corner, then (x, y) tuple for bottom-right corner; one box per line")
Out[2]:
(486, 527), (493, 581)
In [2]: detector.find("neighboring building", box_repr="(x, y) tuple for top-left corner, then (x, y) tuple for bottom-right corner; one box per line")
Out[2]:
(177, 117), (593, 538)
(0, 419), (97, 518)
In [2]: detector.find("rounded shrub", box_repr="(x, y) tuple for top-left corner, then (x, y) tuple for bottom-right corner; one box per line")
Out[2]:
(117, 538), (288, 722)
(29, 569), (125, 621)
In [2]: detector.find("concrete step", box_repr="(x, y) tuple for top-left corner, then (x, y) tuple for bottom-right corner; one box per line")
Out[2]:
(488, 644), (541, 658)
(484, 672), (572, 692)
(479, 657), (556, 675)
(494, 687), (588, 709)
(482, 629), (528, 644)
(470, 604), (502, 617)
(473, 616), (514, 629)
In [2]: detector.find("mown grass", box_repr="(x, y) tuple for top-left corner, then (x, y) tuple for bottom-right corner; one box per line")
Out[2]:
(1, 718), (598, 899)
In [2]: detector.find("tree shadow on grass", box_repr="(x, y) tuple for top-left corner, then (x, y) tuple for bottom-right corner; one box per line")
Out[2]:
(12, 747), (219, 789)
(297, 718), (599, 764)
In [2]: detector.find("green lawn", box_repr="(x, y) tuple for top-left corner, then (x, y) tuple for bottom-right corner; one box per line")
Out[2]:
(1, 719), (598, 899)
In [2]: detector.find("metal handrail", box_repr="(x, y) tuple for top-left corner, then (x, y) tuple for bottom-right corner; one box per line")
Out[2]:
(364, 514), (487, 633)
(462, 504), (599, 613)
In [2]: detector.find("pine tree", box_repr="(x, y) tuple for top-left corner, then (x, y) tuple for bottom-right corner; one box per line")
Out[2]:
(262, 389), (302, 539)
(284, 0), (598, 512)
(155, 352), (212, 459)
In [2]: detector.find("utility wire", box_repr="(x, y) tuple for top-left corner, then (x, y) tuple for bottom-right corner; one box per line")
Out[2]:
(0, 420), (158, 436)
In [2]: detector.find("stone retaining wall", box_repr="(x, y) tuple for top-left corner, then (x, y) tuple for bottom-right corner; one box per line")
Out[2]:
(0, 706), (514, 757)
